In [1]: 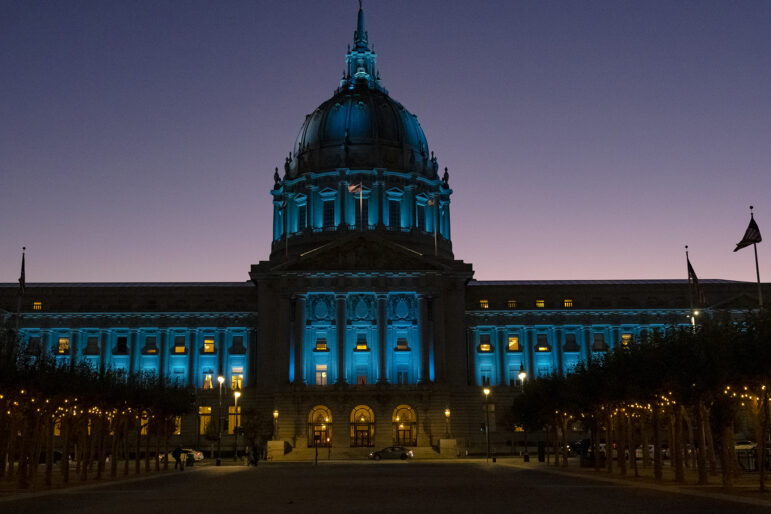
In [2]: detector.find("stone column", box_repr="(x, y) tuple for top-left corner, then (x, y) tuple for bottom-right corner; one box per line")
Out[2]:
(584, 326), (592, 362)
(189, 328), (198, 388)
(70, 329), (80, 370)
(159, 329), (168, 381)
(498, 328), (507, 386)
(554, 327), (563, 375)
(336, 294), (347, 384)
(99, 329), (108, 374)
(526, 328), (535, 379)
(247, 328), (258, 388)
(294, 295), (306, 384)
(217, 328), (225, 376)
(418, 295), (430, 383)
(128, 329), (138, 376)
(377, 294), (388, 383)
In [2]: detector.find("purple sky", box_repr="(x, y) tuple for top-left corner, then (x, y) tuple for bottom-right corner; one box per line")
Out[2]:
(2, 0), (769, 283)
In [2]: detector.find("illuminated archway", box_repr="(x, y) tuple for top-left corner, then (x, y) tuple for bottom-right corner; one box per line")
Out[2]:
(349, 405), (375, 447)
(307, 405), (332, 447)
(392, 405), (417, 446)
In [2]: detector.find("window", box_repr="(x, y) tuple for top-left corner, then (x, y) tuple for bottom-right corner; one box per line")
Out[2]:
(416, 204), (426, 231)
(563, 333), (580, 352)
(592, 333), (608, 352)
(356, 374), (367, 385)
(116, 337), (128, 354)
(203, 373), (213, 390)
(388, 199), (401, 228)
(395, 338), (409, 351)
(231, 367), (243, 390)
(26, 337), (41, 356)
(203, 338), (215, 354)
(173, 336), (186, 354)
(33, 301), (42, 311)
(479, 299), (489, 309)
(199, 406), (212, 435)
(84, 337), (100, 355)
(535, 299), (545, 308)
(314, 338), (328, 351)
(228, 406), (241, 434)
(355, 198), (368, 227)
(535, 334), (550, 352)
(479, 334), (493, 352)
(507, 336), (520, 352)
(315, 365), (328, 386)
(323, 199), (335, 228)
(297, 204), (307, 232)
(396, 370), (408, 384)
(355, 334), (369, 351)
(480, 368), (492, 385)
(230, 336), (246, 354)
(621, 333), (632, 348)
(564, 299), (573, 308)
(507, 299), (517, 309)
(173, 416), (182, 436)
(143, 336), (158, 354)
(58, 337), (70, 354)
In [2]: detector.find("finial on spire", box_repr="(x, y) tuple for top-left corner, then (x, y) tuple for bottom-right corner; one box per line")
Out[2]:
(354, 0), (368, 50)
(750, 205), (755, 218)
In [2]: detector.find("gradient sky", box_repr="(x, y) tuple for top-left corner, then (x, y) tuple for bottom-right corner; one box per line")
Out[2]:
(1, 0), (769, 283)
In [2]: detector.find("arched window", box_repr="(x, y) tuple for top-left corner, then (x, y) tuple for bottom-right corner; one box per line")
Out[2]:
(307, 405), (332, 448)
(392, 405), (417, 446)
(350, 405), (375, 447)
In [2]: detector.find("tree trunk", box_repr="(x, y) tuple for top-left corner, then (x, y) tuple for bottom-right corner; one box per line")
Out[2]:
(592, 420), (601, 472)
(617, 414), (626, 476)
(672, 409), (685, 482)
(16, 410), (31, 489)
(144, 421), (151, 473)
(720, 424), (735, 489)
(653, 408), (662, 481)
(62, 417), (71, 484)
(7, 418), (17, 480)
(123, 416), (130, 476)
(695, 401), (708, 485)
(96, 414), (105, 479)
(135, 419), (141, 474)
(641, 414), (651, 469)
(606, 414), (614, 474)
(163, 421), (170, 471)
(757, 391), (769, 493)
(110, 415), (119, 478)
(704, 404), (718, 476)
(44, 417), (55, 486)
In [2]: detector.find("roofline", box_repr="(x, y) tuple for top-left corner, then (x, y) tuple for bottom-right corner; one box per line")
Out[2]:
(0, 282), (253, 288)
(468, 279), (747, 286)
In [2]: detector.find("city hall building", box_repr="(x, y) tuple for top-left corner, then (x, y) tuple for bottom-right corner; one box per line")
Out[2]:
(2, 7), (767, 459)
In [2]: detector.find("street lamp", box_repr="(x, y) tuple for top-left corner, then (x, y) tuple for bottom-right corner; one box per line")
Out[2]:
(233, 390), (241, 462)
(273, 409), (279, 441)
(444, 408), (451, 438)
(518, 364), (529, 462)
(483, 386), (491, 463)
(216, 375), (224, 466)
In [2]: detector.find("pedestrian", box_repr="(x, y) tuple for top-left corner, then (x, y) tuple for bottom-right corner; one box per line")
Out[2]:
(172, 446), (183, 471)
(251, 446), (259, 467)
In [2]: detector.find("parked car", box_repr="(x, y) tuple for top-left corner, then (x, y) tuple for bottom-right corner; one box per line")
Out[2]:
(368, 446), (413, 460)
(161, 448), (204, 462)
(735, 440), (758, 451)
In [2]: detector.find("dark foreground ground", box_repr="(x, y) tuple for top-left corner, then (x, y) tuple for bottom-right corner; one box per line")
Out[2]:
(2, 460), (769, 514)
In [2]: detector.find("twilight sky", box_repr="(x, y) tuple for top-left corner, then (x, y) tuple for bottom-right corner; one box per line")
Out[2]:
(1, 0), (769, 283)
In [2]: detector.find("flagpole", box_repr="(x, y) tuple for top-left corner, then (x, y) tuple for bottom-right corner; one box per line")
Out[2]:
(686, 245), (696, 331)
(754, 242), (763, 309)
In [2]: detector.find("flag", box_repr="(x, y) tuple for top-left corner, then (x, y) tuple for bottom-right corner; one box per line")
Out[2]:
(348, 183), (362, 194)
(734, 215), (762, 252)
(687, 254), (706, 306)
(18, 248), (26, 297)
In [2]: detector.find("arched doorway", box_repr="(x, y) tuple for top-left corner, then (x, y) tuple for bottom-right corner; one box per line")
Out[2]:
(392, 405), (417, 446)
(349, 405), (375, 447)
(307, 405), (332, 448)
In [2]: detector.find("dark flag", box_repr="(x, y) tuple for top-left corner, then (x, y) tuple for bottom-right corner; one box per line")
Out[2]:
(734, 215), (762, 252)
(686, 252), (706, 306)
(18, 247), (26, 297)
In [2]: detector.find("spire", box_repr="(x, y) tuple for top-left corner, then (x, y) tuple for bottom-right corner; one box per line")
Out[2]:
(354, 1), (368, 50)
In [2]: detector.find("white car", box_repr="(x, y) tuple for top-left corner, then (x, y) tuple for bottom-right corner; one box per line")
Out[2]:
(162, 448), (204, 462)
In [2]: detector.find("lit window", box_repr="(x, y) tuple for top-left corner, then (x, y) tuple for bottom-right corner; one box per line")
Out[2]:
(507, 300), (517, 309)
(143, 336), (158, 354)
(173, 416), (182, 435)
(173, 336), (186, 354)
(479, 299), (489, 309)
(480, 343), (492, 352)
(203, 338), (215, 353)
(228, 406), (241, 434)
(479, 334), (493, 352)
(621, 333), (632, 348)
(199, 406), (212, 435)
(535, 299), (545, 308)
(203, 373), (213, 390)
(231, 369), (243, 390)
(314, 338), (328, 351)
(33, 301), (42, 311)
(508, 336), (520, 352)
(564, 299), (573, 308)
(356, 375), (367, 385)
(396, 338), (409, 351)
(535, 334), (550, 352)
(355, 335), (369, 351)
(315, 365), (327, 386)
(58, 337), (70, 354)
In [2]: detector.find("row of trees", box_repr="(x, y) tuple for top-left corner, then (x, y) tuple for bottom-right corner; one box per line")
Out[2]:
(0, 343), (192, 490)
(511, 311), (771, 490)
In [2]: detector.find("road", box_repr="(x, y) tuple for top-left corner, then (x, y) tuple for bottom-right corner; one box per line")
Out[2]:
(2, 460), (767, 513)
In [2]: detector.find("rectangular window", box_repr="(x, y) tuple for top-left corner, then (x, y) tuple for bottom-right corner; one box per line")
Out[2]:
(323, 199), (335, 228)
(507, 336), (520, 352)
(297, 204), (307, 231)
(27, 337), (41, 355)
(116, 336), (128, 354)
(203, 338), (215, 354)
(397, 370), (408, 384)
(314, 338), (328, 351)
(416, 204), (426, 231)
(33, 301), (42, 311)
(535, 334), (550, 352)
(84, 337), (100, 355)
(143, 336), (158, 354)
(173, 336), (186, 354)
(355, 334), (368, 351)
(58, 337), (70, 354)
(388, 199), (401, 228)
(621, 333), (632, 348)
(355, 198), (368, 227)
(535, 299), (545, 308)
(507, 299), (517, 309)
(203, 373), (213, 390)
(228, 406), (241, 434)
(396, 338), (409, 351)
(479, 299), (489, 309)
(479, 334), (492, 353)
(592, 333), (608, 352)
(173, 416), (182, 436)
(356, 374), (367, 385)
(315, 365), (328, 386)
(199, 406), (212, 435)
(231, 371), (243, 390)
(563, 333), (580, 352)
(563, 299), (573, 308)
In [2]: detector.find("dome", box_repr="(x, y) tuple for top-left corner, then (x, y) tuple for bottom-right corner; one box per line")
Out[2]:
(287, 85), (435, 179)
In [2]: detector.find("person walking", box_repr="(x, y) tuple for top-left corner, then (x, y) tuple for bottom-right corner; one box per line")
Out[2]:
(172, 446), (184, 471)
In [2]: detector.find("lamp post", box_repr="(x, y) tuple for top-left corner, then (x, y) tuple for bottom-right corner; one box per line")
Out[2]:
(518, 364), (529, 462)
(444, 408), (451, 438)
(273, 409), (279, 441)
(216, 375), (224, 466)
(483, 386), (491, 463)
(233, 390), (241, 462)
